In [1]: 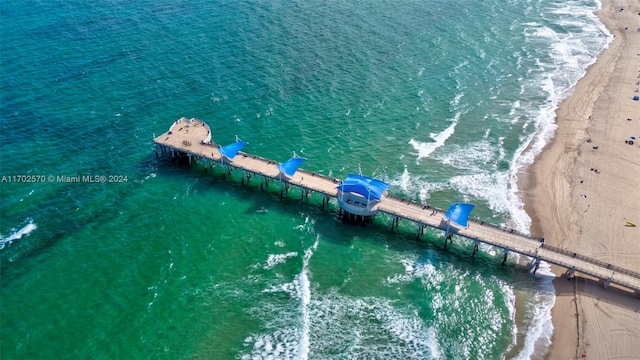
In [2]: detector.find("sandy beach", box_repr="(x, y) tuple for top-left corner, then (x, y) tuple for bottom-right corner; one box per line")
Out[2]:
(525, 0), (640, 358)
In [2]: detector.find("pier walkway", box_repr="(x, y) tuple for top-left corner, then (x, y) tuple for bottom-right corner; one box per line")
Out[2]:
(154, 118), (640, 293)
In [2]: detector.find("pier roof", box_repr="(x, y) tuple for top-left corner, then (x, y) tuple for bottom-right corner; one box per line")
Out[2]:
(336, 174), (390, 201)
(219, 141), (247, 160)
(277, 157), (306, 177)
(153, 118), (640, 293)
(444, 203), (476, 227)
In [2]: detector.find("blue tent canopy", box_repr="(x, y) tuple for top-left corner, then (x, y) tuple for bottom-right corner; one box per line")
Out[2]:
(444, 203), (475, 227)
(219, 141), (247, 160)
(336, 174), (390, 201)
(277, 157), (306, 177)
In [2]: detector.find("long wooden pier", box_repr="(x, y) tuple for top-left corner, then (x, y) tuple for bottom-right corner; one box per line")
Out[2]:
(154, 118), (640, 293)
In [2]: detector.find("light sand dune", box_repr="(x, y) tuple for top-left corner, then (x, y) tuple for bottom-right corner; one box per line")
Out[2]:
(525, 0), (640, 358)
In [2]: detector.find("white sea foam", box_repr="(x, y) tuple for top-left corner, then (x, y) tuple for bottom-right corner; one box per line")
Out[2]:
(409, 91), (465, 161)
(385, 258), (439, 285)
(299, 237), (318, 360)
(17, 189), (36, 203)
(437, 140), (497, 170)
(398, 165), (412, 193)
(408, 118), (458, 161)
(387, 166), (447, 203)
(496, 277), (519, 351)
(443, 153), (530, 229)
(0, 220), (37, 250)
(243, 292), (441, 359)
(507, 1), (611, 348)
(253, 237), (318, 359)
(423, 139), (519, 222)
(246, 240), (441, 359)
(264, 252), (298, 270)
(513, 262), (556, 360)
(450, 172), (511, 215)
(515, 0), (612, 172)
(385, 254), (531, 358)
(506, 1), (610, 356)
(314, 293), (441, 359)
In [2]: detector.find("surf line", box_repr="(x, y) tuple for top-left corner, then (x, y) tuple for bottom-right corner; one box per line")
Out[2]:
(298, 236), (319, 360)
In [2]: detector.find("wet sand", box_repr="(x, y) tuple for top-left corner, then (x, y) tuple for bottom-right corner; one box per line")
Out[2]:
(524, 0), (640, 358)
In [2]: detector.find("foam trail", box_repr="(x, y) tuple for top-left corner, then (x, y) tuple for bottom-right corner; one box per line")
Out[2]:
(388, 166), (447, 203)
(0, 221), (37, 250)
(299, 236), (319, 360)
(409, 117), (458, 160)
(399, 166), (411, 193)
(507, 2), (611, 356)
(513, 262), (556, 360)
(264, 252), (298, 270)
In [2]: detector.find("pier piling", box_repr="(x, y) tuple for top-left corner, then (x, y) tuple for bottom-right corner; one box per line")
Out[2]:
(152, 117), (640, 293)
(501, 249), (510, 266)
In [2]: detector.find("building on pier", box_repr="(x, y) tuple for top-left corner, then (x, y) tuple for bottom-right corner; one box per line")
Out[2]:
(152, 118), (640, 293)
(336, 174), (390, 217)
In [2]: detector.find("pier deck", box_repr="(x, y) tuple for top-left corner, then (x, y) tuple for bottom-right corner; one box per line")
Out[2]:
(154, 118), (640, 293)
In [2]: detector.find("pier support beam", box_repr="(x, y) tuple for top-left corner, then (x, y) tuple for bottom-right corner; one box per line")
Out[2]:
(501, 249), (510, 266)
(443, 233), (453, 249)
(391, 216), (400, 232)
(472, 239), (480, 256)
(320, 195), (329, 210)
(566, 266), (576, 279)
(533, 257), (541, 274)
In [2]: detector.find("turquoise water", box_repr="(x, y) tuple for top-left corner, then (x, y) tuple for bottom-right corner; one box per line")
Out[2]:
(1, 0), (610, 359)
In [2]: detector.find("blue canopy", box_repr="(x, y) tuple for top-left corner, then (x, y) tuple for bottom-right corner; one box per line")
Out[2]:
(444, 203), (475, 227)
(336, 174), (390, 201)
(277, 157), (306, 177)
(219, 141), (247, 160)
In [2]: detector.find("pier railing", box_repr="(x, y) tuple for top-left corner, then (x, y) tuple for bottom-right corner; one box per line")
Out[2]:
(153, 120), (640, 293)
(540, 243), (640, 280)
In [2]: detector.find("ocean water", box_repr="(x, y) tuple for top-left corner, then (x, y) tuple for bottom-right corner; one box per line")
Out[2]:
(0, 0), (610, 359)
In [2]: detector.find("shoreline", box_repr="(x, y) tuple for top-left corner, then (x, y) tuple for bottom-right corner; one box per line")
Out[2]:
(522, 0), (640, 358)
